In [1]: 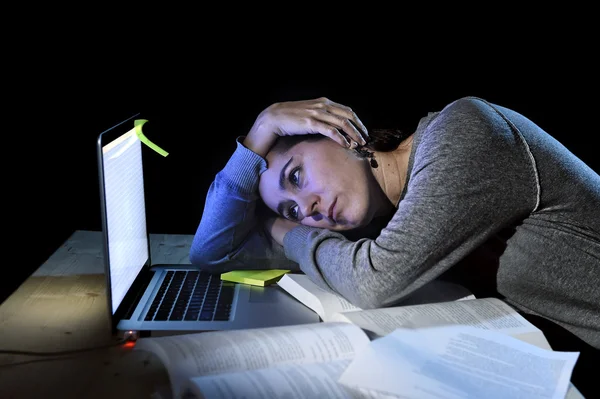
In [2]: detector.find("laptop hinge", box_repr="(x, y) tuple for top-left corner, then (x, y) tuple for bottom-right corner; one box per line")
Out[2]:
(121, 269), (155, 320)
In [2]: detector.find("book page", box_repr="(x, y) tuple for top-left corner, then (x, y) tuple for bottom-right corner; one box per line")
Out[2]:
(338, 325), (579, 399)
(330, 298), (548, 346)
(277, 274), (361, 321)
(134, 322), (370, 398)
(182, 359), (400, 399)
(398, 280), (475, 305)
(277, 275), (475, 322)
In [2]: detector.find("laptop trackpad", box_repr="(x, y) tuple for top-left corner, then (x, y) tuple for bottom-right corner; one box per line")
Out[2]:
(248, 286), (283, 303)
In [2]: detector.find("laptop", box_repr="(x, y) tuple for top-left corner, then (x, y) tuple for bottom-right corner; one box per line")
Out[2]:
(96, 112), (319, 338)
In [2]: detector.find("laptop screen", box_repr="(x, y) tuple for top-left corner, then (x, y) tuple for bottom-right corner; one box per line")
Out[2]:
(100, 124), (149, 314)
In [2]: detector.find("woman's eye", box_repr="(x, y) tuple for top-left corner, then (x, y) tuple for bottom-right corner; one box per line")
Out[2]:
(290, 168), (300, 186)
(288, 204), (299, 221)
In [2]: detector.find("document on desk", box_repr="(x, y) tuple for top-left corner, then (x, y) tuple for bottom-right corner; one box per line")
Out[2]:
(135, 321), (373, 399)
(338, 324), (579, 399)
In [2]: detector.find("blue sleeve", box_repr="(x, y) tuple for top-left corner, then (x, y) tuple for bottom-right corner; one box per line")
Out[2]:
(189, 137), (300, 273)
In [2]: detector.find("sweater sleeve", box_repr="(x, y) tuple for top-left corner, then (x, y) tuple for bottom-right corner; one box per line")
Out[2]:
(189, 137), (300, 273)
(283, 97), (540, 308)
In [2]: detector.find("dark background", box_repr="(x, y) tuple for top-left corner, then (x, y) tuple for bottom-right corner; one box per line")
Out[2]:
(4, 43), (598, 305)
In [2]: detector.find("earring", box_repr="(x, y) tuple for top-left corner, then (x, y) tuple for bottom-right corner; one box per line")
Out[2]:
(354, 147), (378, 168)
(369, 156), (379, 168)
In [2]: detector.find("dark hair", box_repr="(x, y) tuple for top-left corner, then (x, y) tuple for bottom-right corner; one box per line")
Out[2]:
(271, 128), (408, 154)
(367, 128), (409, 151)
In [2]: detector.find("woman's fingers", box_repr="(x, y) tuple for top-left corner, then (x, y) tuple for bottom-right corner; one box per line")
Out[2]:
(304, 118), (351, 148)
(313, 110), (367, 146)
(322, 98), (369, 137)
(266, 97), (369, 148)
(309, 98), (369, 145)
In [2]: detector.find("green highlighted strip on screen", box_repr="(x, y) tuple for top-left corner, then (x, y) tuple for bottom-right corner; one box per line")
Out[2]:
(134, 119), (169, 157)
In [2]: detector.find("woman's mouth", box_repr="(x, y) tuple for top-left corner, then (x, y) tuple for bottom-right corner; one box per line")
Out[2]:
(328, 198), (337, 222)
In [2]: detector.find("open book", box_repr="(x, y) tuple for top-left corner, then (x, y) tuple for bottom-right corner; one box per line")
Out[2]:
(276, 273), (476, 323)
(134, 297), (583, 399)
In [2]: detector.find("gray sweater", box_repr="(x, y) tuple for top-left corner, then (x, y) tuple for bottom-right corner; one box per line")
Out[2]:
(191, 97), (600, 349)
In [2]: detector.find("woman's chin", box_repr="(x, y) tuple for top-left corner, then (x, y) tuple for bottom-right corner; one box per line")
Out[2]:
(333, 216), (370, 232)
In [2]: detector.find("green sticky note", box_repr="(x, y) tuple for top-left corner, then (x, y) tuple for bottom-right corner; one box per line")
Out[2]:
(134, 119), (169, 157)
(220, 269), (291, 287)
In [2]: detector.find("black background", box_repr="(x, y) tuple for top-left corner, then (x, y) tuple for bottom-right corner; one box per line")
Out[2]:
(4, 33), (599, 305)
(1, 16), (597, 397)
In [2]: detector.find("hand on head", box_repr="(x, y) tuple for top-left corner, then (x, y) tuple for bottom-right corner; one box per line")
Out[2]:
(244, 97), (369, 158)
(251, 98), (393, 238)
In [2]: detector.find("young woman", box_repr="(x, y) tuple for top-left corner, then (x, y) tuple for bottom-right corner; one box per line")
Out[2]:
(190, 97), (600, 354)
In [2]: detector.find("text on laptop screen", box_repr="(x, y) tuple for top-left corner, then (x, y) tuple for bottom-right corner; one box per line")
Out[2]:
(102, 128), (149, 314)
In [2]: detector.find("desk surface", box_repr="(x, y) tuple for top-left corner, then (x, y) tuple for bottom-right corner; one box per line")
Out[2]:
(0, 230), (192, 399)
(0, 230), (586, 399)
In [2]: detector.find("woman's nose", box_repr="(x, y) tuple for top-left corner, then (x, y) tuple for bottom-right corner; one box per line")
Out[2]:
(297, 193), (320, 218)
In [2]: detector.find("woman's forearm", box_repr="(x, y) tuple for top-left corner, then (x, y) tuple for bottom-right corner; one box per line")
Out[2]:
(189, 138), (298, 273)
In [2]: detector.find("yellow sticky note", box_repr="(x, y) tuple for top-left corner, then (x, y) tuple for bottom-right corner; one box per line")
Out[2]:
(220, 269), (291, 287)
(134, 119), (169, 157)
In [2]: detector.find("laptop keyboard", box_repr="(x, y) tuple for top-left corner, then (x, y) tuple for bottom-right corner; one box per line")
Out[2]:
(144, 270), (234, 322)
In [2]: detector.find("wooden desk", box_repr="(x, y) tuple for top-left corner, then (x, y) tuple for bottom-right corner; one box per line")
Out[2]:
(1, 230), (586, 399)
(0, 230), (188, 399)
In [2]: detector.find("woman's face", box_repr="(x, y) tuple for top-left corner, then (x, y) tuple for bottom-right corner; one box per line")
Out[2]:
(259, 138), (382, 231)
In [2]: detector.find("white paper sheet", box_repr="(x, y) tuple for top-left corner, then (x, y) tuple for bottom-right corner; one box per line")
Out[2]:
(185, 359), (394, 399)
(134, 322), (370, 398)
(339, 325), (579, 399)
(330, 298), (546, 343)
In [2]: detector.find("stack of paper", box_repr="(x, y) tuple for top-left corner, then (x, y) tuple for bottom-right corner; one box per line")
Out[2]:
(339, 325), (580, 399)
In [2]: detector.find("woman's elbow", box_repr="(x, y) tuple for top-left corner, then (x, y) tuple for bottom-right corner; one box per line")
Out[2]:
(344, 290), (387, 310)
(189, 250), (206, 267)
(189, 249), (228, 274)
(189, 233), (229, 269)
(347, 283), (407, 310)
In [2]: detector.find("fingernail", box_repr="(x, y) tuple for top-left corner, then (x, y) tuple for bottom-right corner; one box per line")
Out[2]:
(350, 141), (358, 149)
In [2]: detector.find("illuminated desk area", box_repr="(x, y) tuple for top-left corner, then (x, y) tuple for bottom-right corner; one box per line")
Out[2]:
(0, 230), (187, 398)
(0, 230), (587, 398)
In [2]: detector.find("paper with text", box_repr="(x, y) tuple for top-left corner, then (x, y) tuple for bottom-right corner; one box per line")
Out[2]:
(330, 298), (549, 345)
(398, 280), (475, 305)
(183, 359), (401, 399)
(339, 325), (579, 399)
(277, 274), (475, 322)
(277, 274), (361, 321)
(134, 322), (370, 398)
